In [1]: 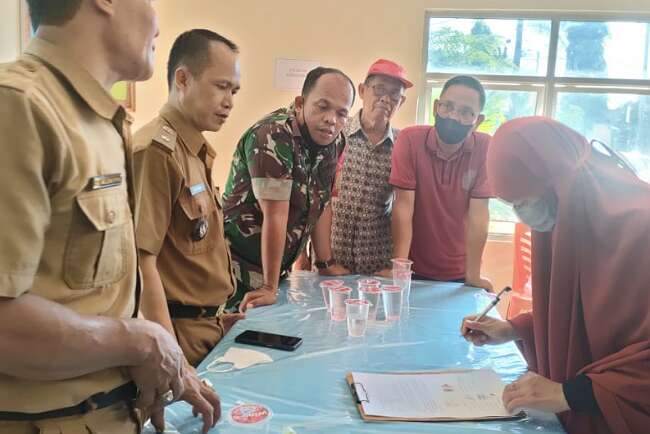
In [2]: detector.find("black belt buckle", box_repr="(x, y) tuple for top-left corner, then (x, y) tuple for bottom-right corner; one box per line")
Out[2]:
(167, 302), (221, 319)
(78, 397), (98, 414)
(193, 305), (219, 318)
(198, 306), (209, 318)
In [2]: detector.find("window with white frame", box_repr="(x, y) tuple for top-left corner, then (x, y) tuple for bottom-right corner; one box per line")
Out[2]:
(421, 13), (650, 228)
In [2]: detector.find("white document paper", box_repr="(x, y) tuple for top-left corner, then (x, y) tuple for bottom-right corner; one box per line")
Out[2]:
(274, 58), (320, 90)
(350, 369), (516, 420)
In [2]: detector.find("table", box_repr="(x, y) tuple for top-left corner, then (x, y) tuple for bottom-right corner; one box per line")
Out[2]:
(147, 273), (567, 433)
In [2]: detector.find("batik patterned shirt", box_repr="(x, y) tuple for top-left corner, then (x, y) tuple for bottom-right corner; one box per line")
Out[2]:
(332, 110), (398, 274)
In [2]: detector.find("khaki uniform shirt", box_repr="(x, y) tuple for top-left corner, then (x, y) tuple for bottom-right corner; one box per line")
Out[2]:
(134, 104), (235, 309)
(0, 38), (138, 412)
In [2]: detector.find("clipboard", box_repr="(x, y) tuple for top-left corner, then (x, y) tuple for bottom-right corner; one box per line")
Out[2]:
(346, 371), (526, 423)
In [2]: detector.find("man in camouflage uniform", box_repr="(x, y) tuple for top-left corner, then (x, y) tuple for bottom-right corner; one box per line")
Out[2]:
(330, 59), (412, 276)
(223, 67), (355, 310)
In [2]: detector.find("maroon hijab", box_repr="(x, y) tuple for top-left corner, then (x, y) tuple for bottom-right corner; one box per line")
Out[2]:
(488, 117), (650, 434)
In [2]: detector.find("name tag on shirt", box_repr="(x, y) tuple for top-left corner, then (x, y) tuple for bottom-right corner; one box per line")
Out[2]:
(189, 183), (206, 196)
(88, 173), (122, 190)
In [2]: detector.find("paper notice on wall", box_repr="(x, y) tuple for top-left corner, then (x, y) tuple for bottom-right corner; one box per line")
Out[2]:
(274, 58), (320, 91)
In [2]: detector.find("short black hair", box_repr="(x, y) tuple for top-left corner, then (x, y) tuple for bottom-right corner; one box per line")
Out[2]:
(27, 0), (82, 29)
(301, 67), (356, 106)
(167, 29), (239, 90)
(441, 75), (486, 111)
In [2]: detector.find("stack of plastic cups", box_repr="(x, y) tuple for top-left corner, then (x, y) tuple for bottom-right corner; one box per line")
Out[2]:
(329, 286), (352, 321)
(357, 279), (382, 321)
(391, 259), (413, 313)
(319, 280), (344, 312)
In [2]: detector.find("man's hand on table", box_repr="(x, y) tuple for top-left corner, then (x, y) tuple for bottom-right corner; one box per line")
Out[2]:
(150, 361), (221, 434)
(126, 320), (185, 418)
(239, 284), (278, 313)
(318, 263), (350, 276)
(374, 268), (393, 278)
(221, 312), (246, 335)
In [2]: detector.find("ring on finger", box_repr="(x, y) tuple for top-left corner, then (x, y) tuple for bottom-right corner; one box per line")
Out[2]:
(159, 390), (174, 405)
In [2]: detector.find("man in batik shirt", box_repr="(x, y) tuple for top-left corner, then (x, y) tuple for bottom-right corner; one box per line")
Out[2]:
(330, 59), (412, 275)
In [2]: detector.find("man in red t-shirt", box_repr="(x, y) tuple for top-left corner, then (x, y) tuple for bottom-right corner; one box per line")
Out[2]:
(387, 76), (493, 290)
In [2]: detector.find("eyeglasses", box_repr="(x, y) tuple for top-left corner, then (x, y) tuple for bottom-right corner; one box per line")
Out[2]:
(436, 100), (478, 124)
(369, 84), (404, 103)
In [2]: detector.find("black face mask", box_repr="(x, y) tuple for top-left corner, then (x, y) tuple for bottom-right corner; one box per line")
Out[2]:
(435, 114), (474, 145)
(297, 117), (322, 159)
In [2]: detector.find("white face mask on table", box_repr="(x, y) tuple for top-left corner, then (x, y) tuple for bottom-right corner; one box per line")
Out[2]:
(205, 347), (274, 373)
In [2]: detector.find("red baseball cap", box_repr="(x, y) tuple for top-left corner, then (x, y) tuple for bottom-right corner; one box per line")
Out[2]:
(366, 59), (413, 89)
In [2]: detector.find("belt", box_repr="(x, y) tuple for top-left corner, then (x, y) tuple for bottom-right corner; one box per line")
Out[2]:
(167, 302), (225, 319)
(0, 381), (137, 421)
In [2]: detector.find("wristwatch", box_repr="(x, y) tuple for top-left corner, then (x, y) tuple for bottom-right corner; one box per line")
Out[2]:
(314, 258), (336, 270)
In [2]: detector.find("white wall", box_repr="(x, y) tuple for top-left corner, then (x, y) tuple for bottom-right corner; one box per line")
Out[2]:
(0, 0), (21, 63)
(3, 1), (649, 185)
(140, 0), (650, 187)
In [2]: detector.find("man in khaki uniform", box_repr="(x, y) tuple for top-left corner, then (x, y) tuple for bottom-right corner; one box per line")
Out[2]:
(135, 30), (243, 367)
(0, 2), (218, 434)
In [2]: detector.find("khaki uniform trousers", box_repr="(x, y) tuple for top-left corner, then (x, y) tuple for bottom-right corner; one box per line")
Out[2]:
(173, 316), (225, 367)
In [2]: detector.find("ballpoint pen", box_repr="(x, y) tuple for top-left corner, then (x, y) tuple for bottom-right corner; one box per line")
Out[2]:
(465, 286), (512, 336)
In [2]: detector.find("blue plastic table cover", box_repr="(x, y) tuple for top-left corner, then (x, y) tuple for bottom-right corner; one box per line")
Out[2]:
(145, 273), (567, 434)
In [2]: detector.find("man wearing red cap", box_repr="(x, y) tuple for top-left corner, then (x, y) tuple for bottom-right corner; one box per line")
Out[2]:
(320, 59), (411, 275)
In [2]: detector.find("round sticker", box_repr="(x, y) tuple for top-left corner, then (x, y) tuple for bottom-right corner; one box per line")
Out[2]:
(229, 403), (272, 426)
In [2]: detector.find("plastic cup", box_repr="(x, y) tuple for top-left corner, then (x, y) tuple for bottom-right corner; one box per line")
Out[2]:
(381, 285), (404, 321)
(358, 286), (382, 320)
(320, 280), (344, 311)
(329, 286), (352, 321)
(357, 278), (381, 289)
(391, 258), (413, 271)
(345, 299), (370, 337)
(393, 270), (413, 312)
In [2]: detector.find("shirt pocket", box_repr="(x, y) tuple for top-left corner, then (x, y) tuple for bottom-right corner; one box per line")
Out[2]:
(172, 190), (217, 255)
(64, 189), (132, 290)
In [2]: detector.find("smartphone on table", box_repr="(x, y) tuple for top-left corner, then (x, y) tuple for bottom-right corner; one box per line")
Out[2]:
(234, 330), (303, 351)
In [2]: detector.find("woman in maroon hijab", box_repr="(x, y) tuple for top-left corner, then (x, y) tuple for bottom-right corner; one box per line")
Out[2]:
(461, 116), (650, 434)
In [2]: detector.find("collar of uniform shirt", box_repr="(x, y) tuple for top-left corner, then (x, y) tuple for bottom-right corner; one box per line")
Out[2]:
(159, 103), (210, 157)
(24, 37), (120, 121)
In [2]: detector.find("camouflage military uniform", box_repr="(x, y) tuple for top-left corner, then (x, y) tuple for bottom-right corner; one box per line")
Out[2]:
(223, 106), (343, 307)
(332, 110), (399, 274)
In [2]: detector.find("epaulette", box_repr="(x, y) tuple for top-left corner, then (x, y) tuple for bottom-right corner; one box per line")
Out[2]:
(152, 124), (177, 152)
